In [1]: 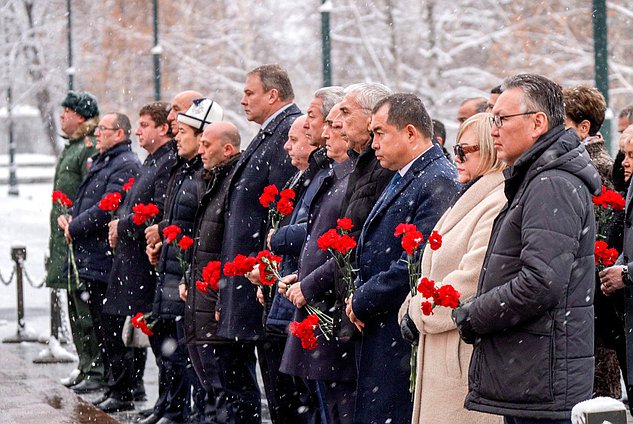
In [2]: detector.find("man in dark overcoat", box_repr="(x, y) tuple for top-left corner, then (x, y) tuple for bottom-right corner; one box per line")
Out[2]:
(347, 94), (459, 424)
(216, 64), (299, 423)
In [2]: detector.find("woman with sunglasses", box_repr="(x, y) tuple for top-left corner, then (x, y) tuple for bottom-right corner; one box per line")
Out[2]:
(399, 112), (506, 424)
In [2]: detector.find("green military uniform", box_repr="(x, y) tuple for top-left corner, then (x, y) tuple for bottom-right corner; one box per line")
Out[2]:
(48, 91), (104, 385)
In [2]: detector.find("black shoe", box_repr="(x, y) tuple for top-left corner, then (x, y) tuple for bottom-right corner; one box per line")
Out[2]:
(133, 383), (147, 401)
(137, 414), (161, 424)
(137, 408), (155, 418)
(71, 379), (103, 393)
(96, 396), (135, 413)
(155, 418), (179, 424)
(91, 393), (110, 406)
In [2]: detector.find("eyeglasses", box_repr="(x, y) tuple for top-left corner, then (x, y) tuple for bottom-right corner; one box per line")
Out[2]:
(96, 125), (118, 132)
(489, 111), (538, 128)
(453, 144), (480, 162)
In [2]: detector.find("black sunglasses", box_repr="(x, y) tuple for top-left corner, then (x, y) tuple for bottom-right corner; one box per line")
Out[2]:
(453, 144), (480, 162)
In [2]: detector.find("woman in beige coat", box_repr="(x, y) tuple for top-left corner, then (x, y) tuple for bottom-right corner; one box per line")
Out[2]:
(399, 112), (506, 424)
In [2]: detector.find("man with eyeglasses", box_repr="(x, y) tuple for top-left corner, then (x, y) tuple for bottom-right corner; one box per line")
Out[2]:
(453, 74), (600, 424)
(57, 112), (140, 401)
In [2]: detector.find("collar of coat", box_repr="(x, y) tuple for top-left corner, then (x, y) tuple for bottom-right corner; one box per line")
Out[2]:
(62, 116), (99, 143)
(91, 139), (132, 165)
(202, 152), (241, 183)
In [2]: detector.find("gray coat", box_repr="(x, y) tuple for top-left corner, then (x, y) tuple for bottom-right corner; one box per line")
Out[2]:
(464, 126), (601, 420)
(617, 178), (633, 384)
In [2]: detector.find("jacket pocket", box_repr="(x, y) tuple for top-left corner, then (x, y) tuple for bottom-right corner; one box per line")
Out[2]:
(477, 324), (554, 403)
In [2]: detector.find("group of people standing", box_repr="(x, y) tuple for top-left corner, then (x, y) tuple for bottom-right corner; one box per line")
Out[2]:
(45, 64), (632, 424)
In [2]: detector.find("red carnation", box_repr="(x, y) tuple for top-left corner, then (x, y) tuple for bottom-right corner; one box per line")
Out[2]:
(289, 314), (319, 350)
(162, 225), (182, 244)
(256, 250), (283, 286)
(394, 223), (418, 237)
(224, 254), (257, 277)
(428, 230), (442, 251)
(279, 188), (295, 201)
(436, 285), (461, 308)
(98, 192), (122, 213)
(178, 236), (194, 251)
(333, 234), (357, 255)
(132, 202), (160, 226)
(52, 190), (73, 208)
(277, 197), (294, 216)
(317, 229), (338, 251)
(416, 277), (437, 299)
(337, 218), (353, 231)
(200, 261), (222, 291)
(401, 230), (424, 255)
(123, 177), (135, 192)
(421, 301), (434, 316)
(259, 184), (279, 208)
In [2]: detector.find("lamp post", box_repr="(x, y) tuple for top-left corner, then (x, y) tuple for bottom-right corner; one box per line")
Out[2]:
(320, 0), (332, 87)
(7, 87), (18, 196)
(152, 0), (161, 101)
(66, 0), (74, 91)
(592, 0), (610, 149)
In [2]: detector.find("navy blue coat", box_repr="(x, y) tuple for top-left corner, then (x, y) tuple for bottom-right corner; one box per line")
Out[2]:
(352, 145), (459, 424)
(217, 104), (301, 340)
(280, 159), (357, 382)
(68, 141), (140, 284)
(152, 155), (203, 320)
(104, 142), (177, 316)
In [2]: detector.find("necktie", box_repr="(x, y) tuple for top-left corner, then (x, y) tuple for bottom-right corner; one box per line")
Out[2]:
(380, 172), (402, 205)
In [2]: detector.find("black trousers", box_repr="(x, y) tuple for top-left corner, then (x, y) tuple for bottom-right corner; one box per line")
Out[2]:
(101, 313), (134, 401)
(188, 343), (227, 423)
(214, 342), (261, 424)
(321, 380), (355, 424)
(84, 279), (109, 379)
(149, 319), (190, 422)
(257, 336), (322, 424)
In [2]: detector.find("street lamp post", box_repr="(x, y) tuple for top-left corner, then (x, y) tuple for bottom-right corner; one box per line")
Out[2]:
(320, 0), (332, 87)
(152, 0), (161, 101)
(66, 0), (74, 91)
(592, 0), (610, 149)
(7, 87), (18, 196)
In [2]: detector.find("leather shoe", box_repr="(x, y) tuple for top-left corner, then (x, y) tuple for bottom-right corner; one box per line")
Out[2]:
(133, 383), (147, 401)
(91, 393), (110, 406)
(137, 414), (161, 424)
(96, 396), (135, 413)
(71, 379), (103, 393)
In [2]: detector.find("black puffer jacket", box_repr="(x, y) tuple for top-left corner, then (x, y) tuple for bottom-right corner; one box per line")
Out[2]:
(152, 155), (202, 320)
(68, 141), (140, 284)
(465, 126), (601, 419)
(184, 154), (240, 344)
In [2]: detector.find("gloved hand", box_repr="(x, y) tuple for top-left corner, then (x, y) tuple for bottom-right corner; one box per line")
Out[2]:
(452, 302), (478, 345)
(400, 313), (420, 346)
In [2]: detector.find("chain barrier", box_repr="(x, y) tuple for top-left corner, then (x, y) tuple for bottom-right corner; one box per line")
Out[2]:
(0, 265), (15, 286)
(20, 259), (46, 289)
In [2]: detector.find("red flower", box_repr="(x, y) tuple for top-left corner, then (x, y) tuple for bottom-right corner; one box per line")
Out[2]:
(394, 223), (418, 237)
(436, 285), (461, 308)
(131, 312), (154, 336)
(595, 240), (620, 267)
(196, 280), (209, 294)
(337, 218), (353, 231)
(333, 234), (357, 255)
(401, 230), (424, 255)
(289, 314), (319, 350)
(123, 177), (135, 192)
(277, 197), (294, 216)
(279, 188), (295, 201)
(163, 225), (182, 243)
(52, 190), (73, 208)
(593, 186), (625, 211)
(259, 185), (279, 208)
(428, 230), (442, 251)
(317, 229), (338, 251)
(223, 254), (257, 277)
(421, 301), (434, 316)
(416, 277), (437, 299)
(132, 203), (160, 226)
(200, 261), (222, 291)
(256, 250), (283, 286)
(178, 236), (194, 251)
(98, 192), (122, 212)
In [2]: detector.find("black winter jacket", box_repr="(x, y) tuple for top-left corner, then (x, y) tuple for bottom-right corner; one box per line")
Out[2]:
(465, 126), (601, 419)
(153, 155), (203, 320)
(68, 141), (140, 284)
(105, 142), (177, 315)
(184, 154), (240, 344)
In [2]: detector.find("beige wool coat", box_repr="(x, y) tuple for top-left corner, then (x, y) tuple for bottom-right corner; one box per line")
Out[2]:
(399, 172), (506, 424)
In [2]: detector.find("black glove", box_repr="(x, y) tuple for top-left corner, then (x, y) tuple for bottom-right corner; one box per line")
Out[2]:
(452, 302), (478, 345)
(400, 313), (420, 346)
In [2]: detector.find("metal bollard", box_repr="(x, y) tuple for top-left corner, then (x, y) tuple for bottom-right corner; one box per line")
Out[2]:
(3, 244), (38, 343)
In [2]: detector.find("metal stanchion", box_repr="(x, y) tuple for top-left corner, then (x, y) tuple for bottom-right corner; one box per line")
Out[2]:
(3, 244), (38, 343)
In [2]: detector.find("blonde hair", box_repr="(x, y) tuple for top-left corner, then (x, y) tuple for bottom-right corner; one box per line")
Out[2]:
(619, 125), (633, 150)
(456, 112), (506, 178)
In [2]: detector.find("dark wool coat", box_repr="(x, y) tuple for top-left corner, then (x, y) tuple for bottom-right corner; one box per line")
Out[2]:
(152, 155), (203, 320)
(465, 127), (600, 420)
(184, 154), (240, 345)
(46, 118), (97, 289)
(217, 104), (301, 341)
(620, 177), (633, 386)
(67, 141), (140, 284)
(279, 159), (358, 382)
(352, 145), (459, 424)
(104, 142), (177, 316)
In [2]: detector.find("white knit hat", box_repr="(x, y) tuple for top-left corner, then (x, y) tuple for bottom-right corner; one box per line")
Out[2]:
(177, 98), (224, 131)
